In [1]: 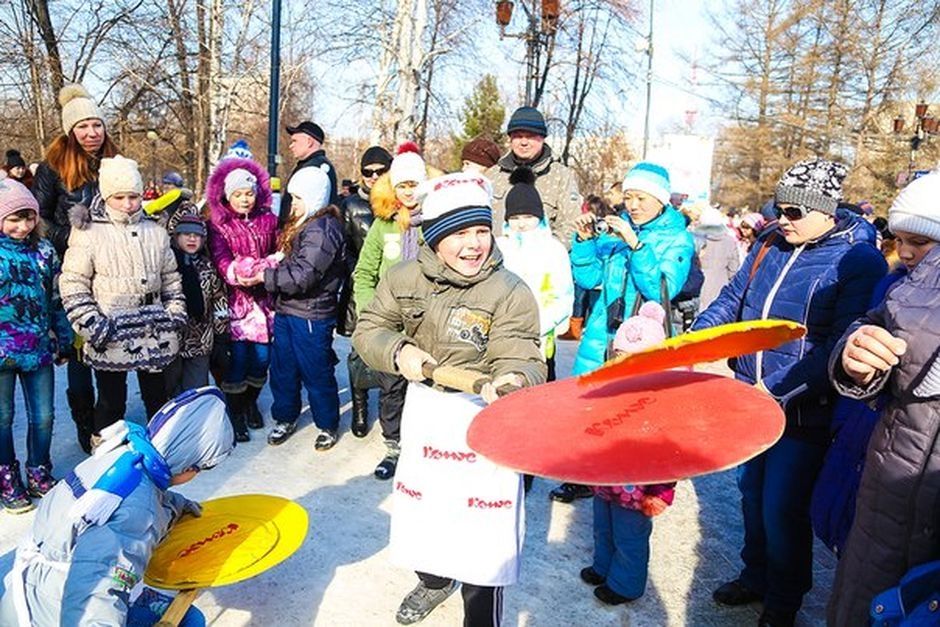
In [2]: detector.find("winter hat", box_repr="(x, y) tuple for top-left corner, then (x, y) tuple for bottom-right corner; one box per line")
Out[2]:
(285, 121), (325, 144)
(173, 213), (207, 237)
(224, 168), (258, 198)
(360, 146), (393, 169)
(5, 149), (26, 169)
(621, 162), (671, 207)
(612, 301), (667, 354)
(461, 136), (502, 169)
(0, 178), (39, 222)
(419, 172), (493, 249)
(505, 167), (544, 221)
(162, 171), (185, 187)
(59, 83), (103, 134)
(390, 142), (427, 187)
(99, 155), (143, 200)
(507, 106), (548, 137)
(223, 139), (253, 161)
(740, 212), (765, 232)
(888, 170), (940, 242)
(774, 158), (848, 216)
(287, 166), (331, 216)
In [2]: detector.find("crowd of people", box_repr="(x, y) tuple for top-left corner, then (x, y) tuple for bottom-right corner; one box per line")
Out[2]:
(0, 81), (937, 627)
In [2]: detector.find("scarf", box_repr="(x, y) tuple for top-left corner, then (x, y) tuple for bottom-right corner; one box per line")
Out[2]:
(402, 209), (423, 262)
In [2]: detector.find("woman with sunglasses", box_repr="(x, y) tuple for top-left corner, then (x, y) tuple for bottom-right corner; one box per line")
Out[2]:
(352, 143), (442, 480)
(338, 146), (392, 435)
(691, 159), (887, 627)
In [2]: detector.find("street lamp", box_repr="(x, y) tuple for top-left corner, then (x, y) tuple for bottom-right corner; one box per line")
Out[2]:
(495, 0), (559, 106)
(893, 100), (939, 180)
(267, 0), (282, 179)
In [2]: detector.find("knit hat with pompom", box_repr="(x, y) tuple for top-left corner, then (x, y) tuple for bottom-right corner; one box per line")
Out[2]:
(60, 84), (104, 134)
(389, 142), (427, 187)
(612, 301), (667, 354)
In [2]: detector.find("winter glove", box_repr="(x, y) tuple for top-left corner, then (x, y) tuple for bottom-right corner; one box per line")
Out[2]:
(640, 495), (669, 517)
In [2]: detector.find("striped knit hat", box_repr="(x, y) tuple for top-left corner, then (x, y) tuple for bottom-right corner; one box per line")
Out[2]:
(622, 162), (671, 207)
(418, 173), (493, 249)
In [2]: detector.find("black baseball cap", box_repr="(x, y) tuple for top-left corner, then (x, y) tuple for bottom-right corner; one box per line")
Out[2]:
(285, 121), (325, 143)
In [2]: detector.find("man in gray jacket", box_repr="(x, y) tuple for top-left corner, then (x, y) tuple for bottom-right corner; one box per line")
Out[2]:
(486, 107), (582, 248)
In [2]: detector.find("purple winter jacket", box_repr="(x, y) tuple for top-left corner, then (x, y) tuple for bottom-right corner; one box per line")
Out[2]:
(205, 158), (277, 343)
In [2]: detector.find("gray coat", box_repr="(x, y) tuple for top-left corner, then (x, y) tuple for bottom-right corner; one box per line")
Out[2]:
(826, 245), (940, 626)
(0, 478), (189, 626)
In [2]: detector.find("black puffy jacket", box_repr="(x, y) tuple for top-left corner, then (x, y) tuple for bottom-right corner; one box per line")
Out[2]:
(32, 162), (98, 257)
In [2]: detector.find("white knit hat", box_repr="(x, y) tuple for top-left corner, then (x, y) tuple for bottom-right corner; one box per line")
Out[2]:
(418, 172), (493, 249)
(59, 84), (104, 134)
(287, 167), (331, 217)
(888, 171), (940, 242)
(390, 143), (427, 187)
(99, 156), (143, 200)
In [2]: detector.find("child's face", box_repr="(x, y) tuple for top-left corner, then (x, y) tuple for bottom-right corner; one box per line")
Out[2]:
(106, 192), (142, 214)
(508, 214), (540, 233)
(894, 229), (938, 271)
(395, 181), (419, 209)
(176, 232), (204, 254)
(2, 210), (37, 240)
(229, 188), (257, 215)
(291, 197), (307, 218)
(435, 225), (492, 277)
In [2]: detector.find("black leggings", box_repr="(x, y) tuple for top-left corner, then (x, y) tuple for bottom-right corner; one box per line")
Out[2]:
(93, 369), (168, 433)
(417, 572), (503, 627)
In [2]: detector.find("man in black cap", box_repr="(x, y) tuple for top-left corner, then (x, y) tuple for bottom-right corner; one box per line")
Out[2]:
(486, 106), (582, 248)
(281, 121), (338, 225)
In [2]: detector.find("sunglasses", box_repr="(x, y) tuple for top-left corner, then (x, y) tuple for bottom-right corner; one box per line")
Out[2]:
(774, 204), (811, 221)
(361, 166), (389, 178)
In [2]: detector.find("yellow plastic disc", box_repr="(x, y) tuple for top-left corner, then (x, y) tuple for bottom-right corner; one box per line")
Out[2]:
(145, 494), (308, 589)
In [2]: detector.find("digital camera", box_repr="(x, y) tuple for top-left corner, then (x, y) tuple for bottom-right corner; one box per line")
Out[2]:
(595, 218), (610, 234)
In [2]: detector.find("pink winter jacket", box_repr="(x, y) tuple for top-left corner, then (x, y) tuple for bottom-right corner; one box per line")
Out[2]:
(205, 158), (277, 343)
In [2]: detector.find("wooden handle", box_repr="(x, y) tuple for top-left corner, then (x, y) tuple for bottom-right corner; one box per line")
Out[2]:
(156, 588), (199, 627)
(420, 363), (521, 397)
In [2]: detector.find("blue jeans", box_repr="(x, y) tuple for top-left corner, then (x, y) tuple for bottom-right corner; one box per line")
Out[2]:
(0, 365), (54, 467)
(269, 314), (339, 431)
(223, 341), (270, 392)
(592, 496), (652, 599)
(738, 435), (828, 612)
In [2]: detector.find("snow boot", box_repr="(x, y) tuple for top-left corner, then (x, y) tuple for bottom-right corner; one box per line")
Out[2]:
(25, 464), (56, 498)
(395, 580), (459, 625)
(558, 316), (583, 341)
(351, 389), (369, 438)
(244, 385), (264, 430)
(549, 482), (593, 503)
(0, 461), (34, 514)
(67, 389), (95, 455)
(374, 440), (400, 480)
(225, 392), (250, 443)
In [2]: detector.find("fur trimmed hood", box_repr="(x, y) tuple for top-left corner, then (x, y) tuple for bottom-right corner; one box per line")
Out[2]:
(205, 157), (273, 225)
(368, 166), (445, 228)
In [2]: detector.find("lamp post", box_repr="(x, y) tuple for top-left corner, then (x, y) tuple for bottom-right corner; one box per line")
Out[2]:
(266, 0), (282, 179)
(495, 0), (560, 107)
(893, 100), (939, 181)
(641, 0), (654, 159)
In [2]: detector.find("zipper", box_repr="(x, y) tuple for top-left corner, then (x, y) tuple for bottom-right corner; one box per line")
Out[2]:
(755, 244), (805, 383)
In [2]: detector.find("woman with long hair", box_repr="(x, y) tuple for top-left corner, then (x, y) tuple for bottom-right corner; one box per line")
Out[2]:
(31, 84), (118, 454)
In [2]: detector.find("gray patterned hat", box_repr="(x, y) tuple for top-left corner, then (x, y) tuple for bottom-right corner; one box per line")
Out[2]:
(775, 159), (848, 216)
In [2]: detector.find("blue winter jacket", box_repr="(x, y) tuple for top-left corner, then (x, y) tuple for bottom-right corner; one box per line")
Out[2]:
(570, 205), (694, 374)
(691, 213), (887, 428)
(0, 235), (72, 371)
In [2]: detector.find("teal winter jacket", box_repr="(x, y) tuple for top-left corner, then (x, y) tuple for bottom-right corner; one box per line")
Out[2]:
(570, 206), (694, 374)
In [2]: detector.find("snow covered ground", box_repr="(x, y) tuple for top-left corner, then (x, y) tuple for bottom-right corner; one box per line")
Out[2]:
(0, 337), (832, 626)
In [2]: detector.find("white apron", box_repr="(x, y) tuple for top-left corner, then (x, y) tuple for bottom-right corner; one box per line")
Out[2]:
(389, 383), (525, 586)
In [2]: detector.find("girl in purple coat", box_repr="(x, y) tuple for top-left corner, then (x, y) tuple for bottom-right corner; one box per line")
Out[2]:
(205, 158), (278, 441)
